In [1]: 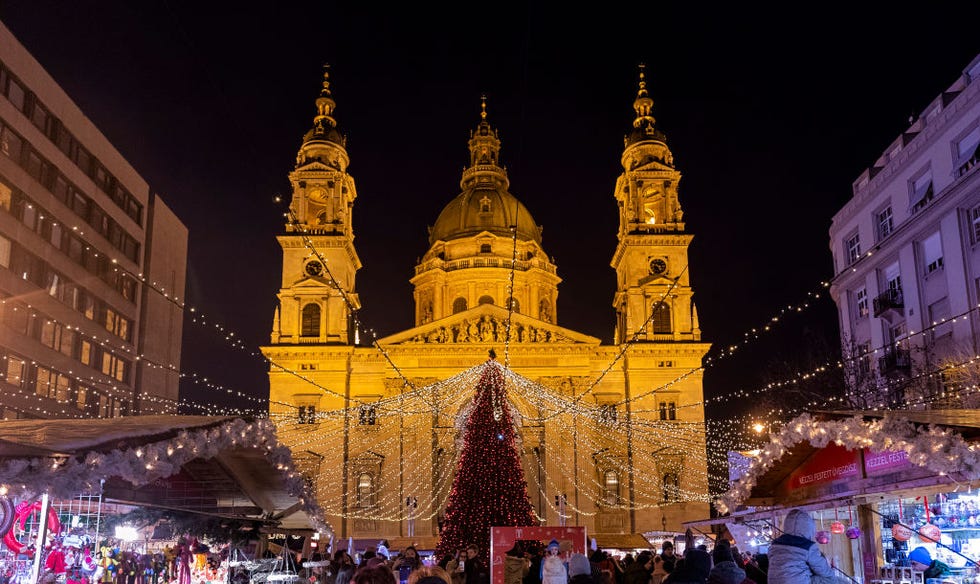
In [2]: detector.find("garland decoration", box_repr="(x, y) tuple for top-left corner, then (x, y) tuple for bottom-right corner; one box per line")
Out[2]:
(0, 417), (330, 534)
(715, 413), (980, 514)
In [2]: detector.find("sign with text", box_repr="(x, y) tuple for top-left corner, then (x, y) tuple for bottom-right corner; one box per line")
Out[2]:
(788, 443), (860, 490)
(863, 448), (913, 476)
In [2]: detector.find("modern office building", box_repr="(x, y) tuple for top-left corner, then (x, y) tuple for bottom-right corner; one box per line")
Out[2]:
(262, 67), (711, 544)
(829, 53), (980, 409)
(0, 21), (187, 418)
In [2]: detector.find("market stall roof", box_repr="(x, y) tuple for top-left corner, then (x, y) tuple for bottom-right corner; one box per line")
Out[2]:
(591, 533), (653, 551)
(0, 415), (327, 533)
(717, 409), (980, 515)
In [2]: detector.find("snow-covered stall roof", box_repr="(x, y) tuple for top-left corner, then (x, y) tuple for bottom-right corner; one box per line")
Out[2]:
(0, 415), (328, 533)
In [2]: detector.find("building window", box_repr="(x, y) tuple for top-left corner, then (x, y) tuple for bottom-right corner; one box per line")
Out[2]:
(452, 297), (467, 314)
(356, 473), (374, 507)
(884, 262), (902, 294)
(480, 243), (491, 254)
(658, 401), (676, 421)
(506, 297), (520, 313)
(955, 126), (980, 177)
(477, 295), (494, 305)
(876, 206), (894, 241)
(909, 170), (934, 213)
(359, 404), (377, 425)
(856, 287), (869, 318)
(301, 303), (320, 337)
(923, 232), (943, 274)
(845, 232), (862, 265)
(3, 354), (25, 387)
(857, 342), (872, 378)
(598, 404), (617, 425)
(603, 470), (619, 506)
(298, 404), (316, 424)
(662, 473), (680, 502)
(971, 205), (980, 244)
(651, 302), (671, 334)
(929, 297), (951, 340)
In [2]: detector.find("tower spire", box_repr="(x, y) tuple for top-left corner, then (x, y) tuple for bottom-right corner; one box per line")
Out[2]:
(313, 63), (337, 132)
(633, 62), (656, 129)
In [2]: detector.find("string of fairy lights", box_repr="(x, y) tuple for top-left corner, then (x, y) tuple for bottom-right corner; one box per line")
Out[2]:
(8, 78), (980, 524)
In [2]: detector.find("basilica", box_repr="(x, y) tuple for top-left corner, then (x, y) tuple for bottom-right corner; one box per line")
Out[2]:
(260, 66), (711, 546)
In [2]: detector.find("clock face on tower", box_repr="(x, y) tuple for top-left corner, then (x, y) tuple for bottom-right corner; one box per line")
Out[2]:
(305, 260), (324, 277)
(649, 258), (667, 275)
(308, 187), (328, 205)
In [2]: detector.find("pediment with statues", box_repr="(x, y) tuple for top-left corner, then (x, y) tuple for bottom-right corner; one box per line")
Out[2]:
(377, 303), (599, 346)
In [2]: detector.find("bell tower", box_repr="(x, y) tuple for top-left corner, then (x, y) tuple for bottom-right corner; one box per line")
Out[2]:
(270, 65), (361, 345)
(611, 64), (701, 345)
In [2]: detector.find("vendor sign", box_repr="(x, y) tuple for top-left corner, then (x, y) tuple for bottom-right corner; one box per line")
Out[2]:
(789, 443), (860, 490)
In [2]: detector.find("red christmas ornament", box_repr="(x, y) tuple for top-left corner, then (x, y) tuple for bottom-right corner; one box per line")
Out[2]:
(919, 523), (941, 542)
(891, 524), (912, 541)
(830, 507), (845, 534)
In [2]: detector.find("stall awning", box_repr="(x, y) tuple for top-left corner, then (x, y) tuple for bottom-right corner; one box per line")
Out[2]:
(591, 533), (653, 551)
(0, 415), (328, 533)
(720, 409), (980, 514)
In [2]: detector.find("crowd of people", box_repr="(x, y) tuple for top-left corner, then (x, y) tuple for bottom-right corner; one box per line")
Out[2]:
(307, 507), (965, 584)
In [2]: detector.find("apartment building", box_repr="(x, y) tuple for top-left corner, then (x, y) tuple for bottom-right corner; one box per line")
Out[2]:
(0, 21), (187, 418)
(829, 53), (980, 408)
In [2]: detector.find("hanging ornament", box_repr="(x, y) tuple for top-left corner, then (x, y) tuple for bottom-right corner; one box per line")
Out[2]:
(919, 523), (941, 543)
(845, 505), (860, 539)
(830, 507), (845, 534)
(816, 512), (830, 544)
(893, 498), (912, 541)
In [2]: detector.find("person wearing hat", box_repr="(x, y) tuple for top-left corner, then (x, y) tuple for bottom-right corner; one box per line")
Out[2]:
(662, 548), (711, 584)
(767, 509), (836, 584)
(706, 542), (752, 584)
(567, 554), (594, 584)
(541, 540), (567, 584)
(908, 547), (952, 579)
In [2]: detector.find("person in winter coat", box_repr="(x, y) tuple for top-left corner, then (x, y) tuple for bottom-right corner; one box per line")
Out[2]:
(622, 552), (652, 584)
(741, 554), (766, 584)
(504, 543), (531, 584)
(650, 556), (668, 584)
(540, 541), (567, 584)
(908, 547), (952, 580)
(567, 554), (594, 584)
(663, 549), (711, 584)
(707, 543), (753, 584)
(767, 509), (837, 584)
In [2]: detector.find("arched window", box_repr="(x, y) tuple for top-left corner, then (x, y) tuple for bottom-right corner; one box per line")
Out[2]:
(356, 473), (374, 507)
(506, 298), (520, 313)
(603, 470), (620, 506)
(301, 303), (321, 337)
(480, 243), (492, 254)
(452, 297), (468, 314)
(478, 295), (494, 306)
(651, 302), (671, 334)
(662, 473), (679, 502)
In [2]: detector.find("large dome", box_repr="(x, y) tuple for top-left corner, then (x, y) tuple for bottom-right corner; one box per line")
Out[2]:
(429, 187), (542, 245)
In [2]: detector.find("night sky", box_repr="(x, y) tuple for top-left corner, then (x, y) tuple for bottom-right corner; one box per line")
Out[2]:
(3, 3), (979, 424)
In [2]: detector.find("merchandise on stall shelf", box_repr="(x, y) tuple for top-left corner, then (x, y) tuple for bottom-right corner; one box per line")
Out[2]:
(2, 499), (62, 555)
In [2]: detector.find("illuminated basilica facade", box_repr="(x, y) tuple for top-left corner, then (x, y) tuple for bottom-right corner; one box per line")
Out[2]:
(261, 67), (711, 543)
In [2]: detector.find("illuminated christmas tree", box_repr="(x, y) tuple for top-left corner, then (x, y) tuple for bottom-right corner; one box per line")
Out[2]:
(436, 353), (536, 560)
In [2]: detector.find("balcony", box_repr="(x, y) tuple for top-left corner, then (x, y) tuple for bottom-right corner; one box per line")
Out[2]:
(872, 288), (904, 319)
(878, 348), (911, 375)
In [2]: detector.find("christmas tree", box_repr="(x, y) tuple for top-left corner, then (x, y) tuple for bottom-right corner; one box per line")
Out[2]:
(436, 353), (537, 560)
